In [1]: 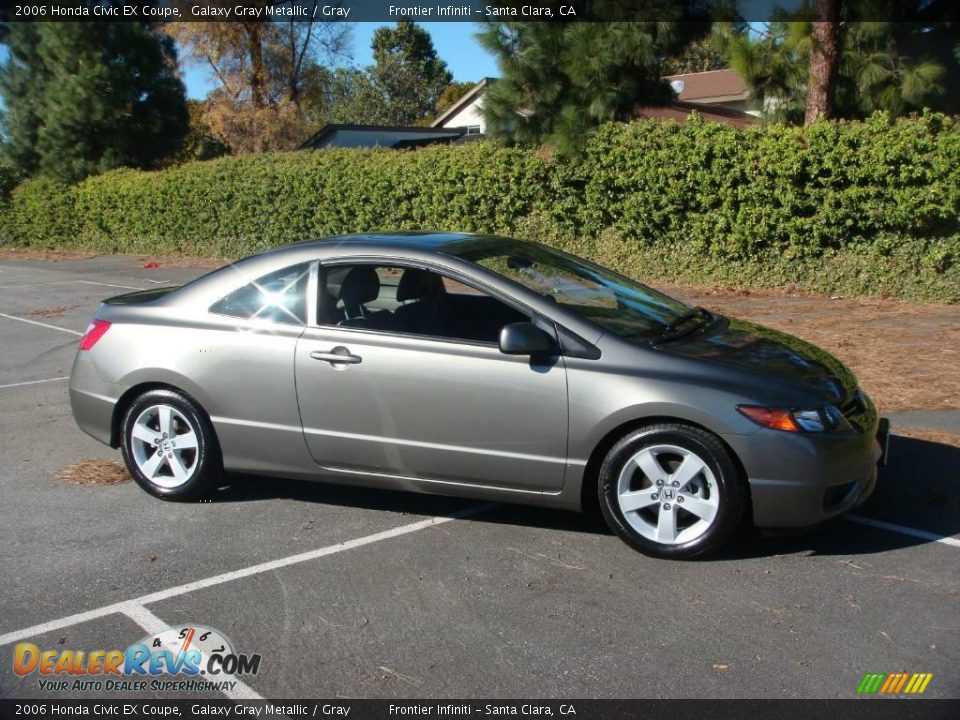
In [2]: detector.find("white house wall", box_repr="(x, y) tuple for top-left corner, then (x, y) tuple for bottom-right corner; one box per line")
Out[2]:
(437, 95), (486, 133)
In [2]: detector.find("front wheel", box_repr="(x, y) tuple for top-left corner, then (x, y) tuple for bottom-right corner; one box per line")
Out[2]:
(120, 389), (221, 501)
(598, 423), (746, 559)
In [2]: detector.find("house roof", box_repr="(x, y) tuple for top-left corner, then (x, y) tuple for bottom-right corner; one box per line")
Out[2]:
(663, 68), (750, 104)
(632, 101), (758, 129)
(300, 124), (464, 150)
(431, 78), (495, 128)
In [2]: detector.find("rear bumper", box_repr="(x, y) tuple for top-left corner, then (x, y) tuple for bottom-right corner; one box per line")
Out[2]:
(728, 415), (885, 528)
(69, 351), (126, 447)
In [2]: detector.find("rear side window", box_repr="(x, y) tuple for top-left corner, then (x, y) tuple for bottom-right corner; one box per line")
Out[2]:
(210, 263), (310, 325)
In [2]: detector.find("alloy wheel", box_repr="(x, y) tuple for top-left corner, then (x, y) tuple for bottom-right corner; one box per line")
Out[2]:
(616, 443), (720, 546)
(130, 404), (200, 488)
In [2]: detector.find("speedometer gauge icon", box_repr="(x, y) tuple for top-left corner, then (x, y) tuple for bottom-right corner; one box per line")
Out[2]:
(133, 624), (234, 673)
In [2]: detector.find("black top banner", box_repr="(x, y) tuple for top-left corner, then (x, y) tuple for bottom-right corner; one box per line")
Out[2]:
(0, 700), (959, 720)
(3, 0), (959, 23)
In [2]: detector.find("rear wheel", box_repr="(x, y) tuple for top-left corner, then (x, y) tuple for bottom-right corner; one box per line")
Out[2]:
(598, 423), (746, 559)
(120, 389), (220, 501)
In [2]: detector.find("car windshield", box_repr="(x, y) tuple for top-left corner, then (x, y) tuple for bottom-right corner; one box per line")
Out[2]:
(457, 241), (691, 338)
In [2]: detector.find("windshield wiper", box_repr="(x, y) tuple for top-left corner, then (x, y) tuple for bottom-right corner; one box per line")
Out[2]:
(658, 306), (714, 341)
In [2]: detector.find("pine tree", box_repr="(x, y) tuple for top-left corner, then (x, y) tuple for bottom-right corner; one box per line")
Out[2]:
(477, 22), (698, 153)
(805, 0), (840, 124)
(0, 23), (44, 175)
(724, 17), (949, 123)
(0, 22), (189, 183)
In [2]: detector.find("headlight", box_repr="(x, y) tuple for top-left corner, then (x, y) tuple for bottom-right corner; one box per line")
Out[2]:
(737, 405), (852, 433)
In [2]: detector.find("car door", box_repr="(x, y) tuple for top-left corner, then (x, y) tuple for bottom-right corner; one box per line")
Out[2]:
(293, 261), (569, 492)
(197, 261), (314, 475)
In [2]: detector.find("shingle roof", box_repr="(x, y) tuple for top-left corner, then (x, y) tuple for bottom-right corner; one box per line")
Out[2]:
(663, 69), (750, 103)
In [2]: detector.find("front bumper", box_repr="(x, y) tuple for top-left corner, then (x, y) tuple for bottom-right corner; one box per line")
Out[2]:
(727, 415), (886, 528)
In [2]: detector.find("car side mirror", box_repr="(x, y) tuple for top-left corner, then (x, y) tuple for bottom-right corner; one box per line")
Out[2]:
(498, 322), (554, 355)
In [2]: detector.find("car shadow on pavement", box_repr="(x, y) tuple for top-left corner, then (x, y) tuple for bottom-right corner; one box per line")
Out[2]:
(209, 433), (959, 560)
(214, 471), (609, 535)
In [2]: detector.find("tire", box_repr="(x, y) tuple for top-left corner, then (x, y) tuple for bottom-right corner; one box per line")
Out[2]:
(597, 422), (746, 559)
(120, 388), (221, 501)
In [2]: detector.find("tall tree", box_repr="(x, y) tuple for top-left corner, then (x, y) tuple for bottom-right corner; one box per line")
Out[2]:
(0, 22), (188, 182)
(367, 21), (452, 125)
(838, 22), (947, 116)
(805, 0), (840, 124)
(0, 23), (43, 175)
(478, 21), (702, 153)
(662, 37), (729, 75)
(315, 68), (387, 125)
(725, 14), (949, 123)
(169, 8), (350, 153)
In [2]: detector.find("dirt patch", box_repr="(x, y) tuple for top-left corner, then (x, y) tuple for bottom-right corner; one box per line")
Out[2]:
(661, 283), (960, 413)
(135, 255), (231, 269)
(893, 428), (960, 448)
(0, 248), (230, 269)
(56, 459), (131, 486)
(0, 248), (97, 261)
(24, 306), (70, 319)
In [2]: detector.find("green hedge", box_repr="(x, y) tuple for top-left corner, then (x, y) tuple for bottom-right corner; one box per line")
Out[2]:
(2, 112), (959, 301)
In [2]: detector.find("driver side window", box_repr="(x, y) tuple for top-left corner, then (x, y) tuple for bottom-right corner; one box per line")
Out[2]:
(318, 264), (527, 344)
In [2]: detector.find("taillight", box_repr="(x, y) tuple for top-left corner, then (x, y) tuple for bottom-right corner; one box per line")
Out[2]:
(78, 319), (111, 350)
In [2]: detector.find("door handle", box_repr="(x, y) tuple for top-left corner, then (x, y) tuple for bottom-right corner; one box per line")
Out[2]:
(310, 348), (362, 365)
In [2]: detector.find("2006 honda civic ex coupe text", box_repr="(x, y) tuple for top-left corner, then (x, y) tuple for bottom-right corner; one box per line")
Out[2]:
(69, 233), (888, 559)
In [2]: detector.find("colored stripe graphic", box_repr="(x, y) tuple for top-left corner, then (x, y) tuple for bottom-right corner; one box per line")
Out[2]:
(879, 674), (897, 693)
(857, 673), (886, 694)
(857, 673), (932, 694)
(908, 673), (933, 694)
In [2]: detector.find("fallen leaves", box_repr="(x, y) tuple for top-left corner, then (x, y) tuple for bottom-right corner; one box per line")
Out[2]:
(24, 306), (69, 318)
(55, 459), (130, 486)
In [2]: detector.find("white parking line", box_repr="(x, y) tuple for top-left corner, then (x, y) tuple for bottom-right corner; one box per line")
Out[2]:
(0, 376), (69, 390)
(77, 280), (145, 291)
(121, 604), (264, 701)
(0, 312), (82, 336)
(845, 514), (960, 548)
(0, 503), (494, 648)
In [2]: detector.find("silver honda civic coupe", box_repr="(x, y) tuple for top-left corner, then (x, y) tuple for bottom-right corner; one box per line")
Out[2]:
(69, 233), (885, 559)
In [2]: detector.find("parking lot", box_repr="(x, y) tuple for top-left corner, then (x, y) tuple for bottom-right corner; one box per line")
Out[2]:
(1, 254), (958, 700)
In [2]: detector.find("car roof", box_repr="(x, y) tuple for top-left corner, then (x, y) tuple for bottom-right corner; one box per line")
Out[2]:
(264, 232), (528, 259)
(168, 232), (532, 305)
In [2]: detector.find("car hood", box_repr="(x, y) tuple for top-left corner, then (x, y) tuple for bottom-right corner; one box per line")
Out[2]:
(657, 317), (858, 404)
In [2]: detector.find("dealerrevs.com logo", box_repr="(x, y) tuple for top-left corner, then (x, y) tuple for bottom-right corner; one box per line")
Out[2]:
(13, 624), (261, 693)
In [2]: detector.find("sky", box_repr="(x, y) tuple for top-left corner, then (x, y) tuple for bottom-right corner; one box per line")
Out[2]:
(181, 22), (499, 99)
